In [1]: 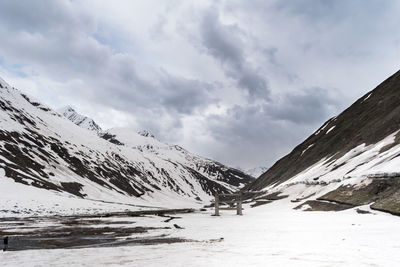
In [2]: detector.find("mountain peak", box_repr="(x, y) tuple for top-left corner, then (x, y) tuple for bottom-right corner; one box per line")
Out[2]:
(57, 106), (102, 133)
(59, 105), (76, 113)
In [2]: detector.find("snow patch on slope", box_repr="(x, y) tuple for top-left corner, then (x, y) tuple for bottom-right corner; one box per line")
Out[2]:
(301, 144), (314, 156)
(326, 126), (336, 134)
(281, 130), (400, 188)
(362, 92), (373, 102)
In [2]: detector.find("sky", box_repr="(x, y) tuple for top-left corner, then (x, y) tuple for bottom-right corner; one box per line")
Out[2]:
(0, 0), (399, 170)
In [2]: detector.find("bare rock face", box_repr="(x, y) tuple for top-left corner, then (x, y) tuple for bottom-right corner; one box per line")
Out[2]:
(137, 130), (155, 138)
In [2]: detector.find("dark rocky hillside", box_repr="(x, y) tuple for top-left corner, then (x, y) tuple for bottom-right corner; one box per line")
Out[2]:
(248, 70), (400, 191)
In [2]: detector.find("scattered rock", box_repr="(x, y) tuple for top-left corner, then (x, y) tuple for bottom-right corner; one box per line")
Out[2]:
(250, 200), (272, 208)
(356, 208), (371, 214)
(173, 224), (184, 229)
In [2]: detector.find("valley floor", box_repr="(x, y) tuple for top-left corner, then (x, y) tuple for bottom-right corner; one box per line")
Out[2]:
(1, 199), (400, 267)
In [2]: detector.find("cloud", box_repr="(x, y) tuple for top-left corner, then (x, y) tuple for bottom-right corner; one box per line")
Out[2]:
(273, 0), (393, 22)
(197, 7), (270, 100)
(0, 0), (399, 170)
(199, 86), (341, 167)
(158, 71), (217, 114)
(200, 9), (244, 68)
(266, 87), (340, 124)
(0, 0), (216, 116)
(150, 15), (169, 41)
(0, 0), (95, 34)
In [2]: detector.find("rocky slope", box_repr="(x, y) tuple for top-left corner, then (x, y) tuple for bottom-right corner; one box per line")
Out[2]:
(0, 77), (253, 212)
(247, 70), (400, 215)
(60, 107), (254, 194)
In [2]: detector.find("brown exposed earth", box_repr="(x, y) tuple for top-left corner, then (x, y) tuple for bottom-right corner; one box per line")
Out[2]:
(318, 178), (400, 215)
(294, 200), (354, 212)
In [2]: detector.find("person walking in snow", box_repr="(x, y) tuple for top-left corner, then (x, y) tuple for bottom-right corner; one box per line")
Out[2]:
(3, 236), (8, 251)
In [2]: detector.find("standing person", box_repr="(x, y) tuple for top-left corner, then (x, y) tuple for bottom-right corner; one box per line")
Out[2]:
(3, 236), (8, 251)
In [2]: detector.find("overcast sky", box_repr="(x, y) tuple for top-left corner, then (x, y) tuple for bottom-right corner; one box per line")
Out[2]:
(0, 0), (399, 170)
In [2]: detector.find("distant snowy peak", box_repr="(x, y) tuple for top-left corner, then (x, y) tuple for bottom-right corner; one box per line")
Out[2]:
(246, 167), (269, 178)
(138, 130), (155, 138)
(58, 106), (102, 133)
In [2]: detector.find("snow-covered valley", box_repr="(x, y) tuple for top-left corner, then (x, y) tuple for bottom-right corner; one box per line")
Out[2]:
(2, 69), (400, 267)
(2, 200), (399, 267)
(2, 1), (400, 266)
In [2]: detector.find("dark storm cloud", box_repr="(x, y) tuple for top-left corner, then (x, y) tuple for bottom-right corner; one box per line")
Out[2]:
(200, 9), (244, 68)
(204, 87), (341, 167)
(198, 7), (270, 100)
(209, 87), (340, 142)
(91, 65), (217, 116)
(205, 104), (308, 168)
(266, 87), (340, 124)
(158, 72), (217, 114)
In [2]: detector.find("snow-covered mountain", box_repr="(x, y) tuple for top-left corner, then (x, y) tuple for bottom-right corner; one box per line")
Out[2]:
(60, 110), (254, 194)
(57, 106), (102, 133)
(0, 77), (253, 213)
(247, 70), (400, 216)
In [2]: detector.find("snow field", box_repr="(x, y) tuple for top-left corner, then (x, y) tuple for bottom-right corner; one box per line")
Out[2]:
(2, 200), (400, 267)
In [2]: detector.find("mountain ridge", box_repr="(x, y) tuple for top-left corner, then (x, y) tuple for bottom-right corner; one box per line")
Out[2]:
(0, 77), (254, 214)
(57, 106), (103, 133)
(249, 69), (400, 190)
(246, 69), (400, 215)
(58, 108), (254, 190)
